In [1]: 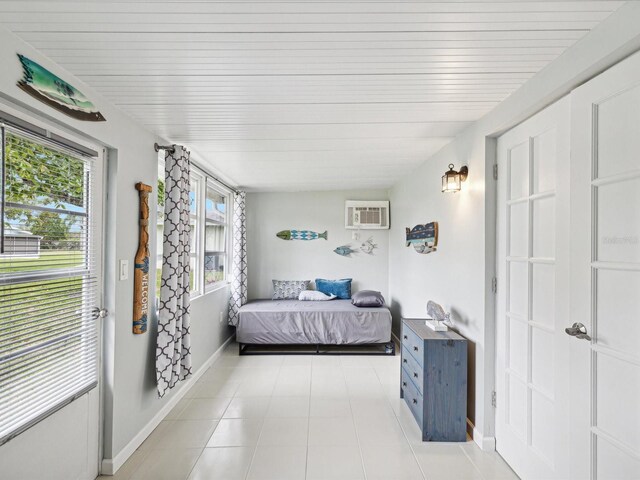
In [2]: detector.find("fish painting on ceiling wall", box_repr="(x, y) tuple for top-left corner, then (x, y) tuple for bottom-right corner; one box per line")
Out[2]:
(16, 54), (106, 122)
(276, 229), (328, 241)
(406, 222), (438, 254)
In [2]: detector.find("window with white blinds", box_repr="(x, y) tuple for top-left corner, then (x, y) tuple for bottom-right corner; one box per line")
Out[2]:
(0, 125), (99, 446)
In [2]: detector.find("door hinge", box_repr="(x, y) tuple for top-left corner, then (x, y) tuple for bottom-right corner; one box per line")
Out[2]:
(491, 277), (497, 294)
(491, 391), (497, 408)
(493, 164), (498, 181)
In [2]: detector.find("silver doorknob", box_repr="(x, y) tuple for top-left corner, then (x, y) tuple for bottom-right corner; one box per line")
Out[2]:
(565, 322), (591, 341)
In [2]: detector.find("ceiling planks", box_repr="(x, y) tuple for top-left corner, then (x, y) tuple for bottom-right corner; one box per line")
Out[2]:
(0, 1), (624, 191)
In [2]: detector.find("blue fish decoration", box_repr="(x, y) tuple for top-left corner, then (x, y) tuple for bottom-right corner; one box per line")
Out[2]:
(406, 222), (438, 254)
(334, 245), (356, 256)
(277, 229), (327, 241)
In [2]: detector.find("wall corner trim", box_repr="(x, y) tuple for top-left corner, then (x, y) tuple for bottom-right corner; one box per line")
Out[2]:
(466, 418), (496, 452)
(100, 333), (236, 476)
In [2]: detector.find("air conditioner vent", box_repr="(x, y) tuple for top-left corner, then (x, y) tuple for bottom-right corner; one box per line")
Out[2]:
(345, 201), (390, 230)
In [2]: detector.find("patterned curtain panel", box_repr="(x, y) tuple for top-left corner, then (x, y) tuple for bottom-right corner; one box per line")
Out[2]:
(228, 191), (247, 326)
(156, 145), (192, 397)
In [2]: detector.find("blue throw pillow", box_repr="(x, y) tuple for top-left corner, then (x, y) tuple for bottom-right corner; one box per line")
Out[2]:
(315, 278), (352, 299)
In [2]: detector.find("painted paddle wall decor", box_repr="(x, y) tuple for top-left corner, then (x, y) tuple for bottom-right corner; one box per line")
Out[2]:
(276, 229), (328, 241)
(406, 222), (439, 254)
(16, 54), (106, 122)
(133, 182), (153, 334)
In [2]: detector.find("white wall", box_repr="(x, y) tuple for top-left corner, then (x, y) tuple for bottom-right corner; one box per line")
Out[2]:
(246, 190), (389, 300)
(388, 3), (640, 449)
(0, 26), (234, 472)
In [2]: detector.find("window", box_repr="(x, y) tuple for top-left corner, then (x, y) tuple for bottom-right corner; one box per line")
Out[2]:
(156, 158), (230, 300)
(0, 126), (99, 445)
(204, 181), (228, 289)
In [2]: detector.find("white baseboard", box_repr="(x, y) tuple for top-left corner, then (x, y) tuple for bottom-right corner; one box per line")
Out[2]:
(101, 334), (235, 475)
(466, 418), (496, 452)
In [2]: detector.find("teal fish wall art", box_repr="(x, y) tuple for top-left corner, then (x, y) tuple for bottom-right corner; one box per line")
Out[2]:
(334, 245), (356, 256)
(360, 237), (377, 255)
(406, 222), (439, 254)
(277, 229), (328, 241)
(16, 54), (106, 122)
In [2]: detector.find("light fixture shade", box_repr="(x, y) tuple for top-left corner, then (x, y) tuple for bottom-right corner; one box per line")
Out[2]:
(442, 164), (462, 193)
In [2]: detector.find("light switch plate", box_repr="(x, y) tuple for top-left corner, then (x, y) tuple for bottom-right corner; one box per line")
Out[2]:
(119, 260), (129, 281)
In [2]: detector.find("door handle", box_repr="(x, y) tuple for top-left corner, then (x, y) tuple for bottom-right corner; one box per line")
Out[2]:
(565, 322), (591, 341)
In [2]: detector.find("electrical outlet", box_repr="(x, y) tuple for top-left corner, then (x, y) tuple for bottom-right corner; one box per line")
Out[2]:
(119, 260), (129, 281)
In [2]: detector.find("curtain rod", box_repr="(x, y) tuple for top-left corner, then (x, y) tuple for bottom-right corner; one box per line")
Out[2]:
(154, 142), (240, 195)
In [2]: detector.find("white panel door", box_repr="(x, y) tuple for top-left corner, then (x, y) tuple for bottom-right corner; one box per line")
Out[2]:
(496, 96), (571, 479)
(570, 50), (640, 480)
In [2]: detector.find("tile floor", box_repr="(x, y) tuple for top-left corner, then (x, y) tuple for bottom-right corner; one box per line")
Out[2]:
(100, 343), (518, 480)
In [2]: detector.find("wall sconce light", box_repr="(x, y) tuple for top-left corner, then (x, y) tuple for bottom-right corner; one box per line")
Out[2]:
(441, 164), (469, 193)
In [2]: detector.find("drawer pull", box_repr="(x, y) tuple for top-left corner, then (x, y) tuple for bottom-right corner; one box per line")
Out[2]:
(403, 358), (407, 364)
(403, 335), (408, 340)
(413, 372), (418, 378)
(413, 346), (419, 352)
(412, 398), (418, 405)
(402, 382), (407, 387)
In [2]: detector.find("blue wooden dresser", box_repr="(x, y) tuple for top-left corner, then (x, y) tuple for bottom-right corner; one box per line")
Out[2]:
(400, 318), (467, 442)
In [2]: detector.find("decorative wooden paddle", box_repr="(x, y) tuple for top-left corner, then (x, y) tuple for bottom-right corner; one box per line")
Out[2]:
(133, 182), (153, 334)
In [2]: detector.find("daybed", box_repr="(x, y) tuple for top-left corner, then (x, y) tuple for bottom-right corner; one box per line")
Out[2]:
(236, 299), (394, 355)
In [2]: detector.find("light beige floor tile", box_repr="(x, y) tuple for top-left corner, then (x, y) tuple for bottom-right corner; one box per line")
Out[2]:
(396, 403), (424, 444)
(187, 379), (239, 398)
(306, 445), (365, 480)
(164, 399), (192, 420)
(266, 396), (310, 418)
(360, 443), (424, 480)
(311, 377), (348, 397)
(309, 397), (352, 417)
(340, 356), (372, 368)
(234, 377), (277, 397)
(207, 418), (263, 447)
(312, 356), (341, 368)
(223, 397), (270, 418)
(413, 443), (483, 480)
(258, 417), (309, 446)
(308, 417), (358, 446)
(98, 450), (150, 480)
(130, 448), (202, 480)
(187, 446), (255, 480)
(272, 379), (311, 396)
(354, 415), (408, 446)
(349, 397), (395, 418)
(461, 442), (520, 480)
(246, 445), (307, 480)
(138, 421), (171, 451)
(282, 355), (313, 367)
(152, 420), (218, 449)
(178, 397), (231, 420)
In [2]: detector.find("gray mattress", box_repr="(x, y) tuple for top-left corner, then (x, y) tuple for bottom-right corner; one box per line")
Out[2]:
(236, 299), (392, 345)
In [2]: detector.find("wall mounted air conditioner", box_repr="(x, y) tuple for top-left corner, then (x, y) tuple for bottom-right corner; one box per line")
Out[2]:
(345, 201), (390, 230)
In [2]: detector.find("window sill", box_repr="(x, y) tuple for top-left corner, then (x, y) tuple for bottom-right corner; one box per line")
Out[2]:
(204, 281), (231, 295)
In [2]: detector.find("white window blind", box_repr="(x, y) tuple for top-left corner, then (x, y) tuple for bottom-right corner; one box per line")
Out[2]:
(0, 125), (99, 446)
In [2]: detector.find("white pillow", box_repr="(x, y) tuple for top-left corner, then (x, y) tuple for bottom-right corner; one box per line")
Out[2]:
(299, 290), (337, 301)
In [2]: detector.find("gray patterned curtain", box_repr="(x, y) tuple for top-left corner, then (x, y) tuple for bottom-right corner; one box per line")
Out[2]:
(228, 191), (247, 326)
(156, 145), (192, 398)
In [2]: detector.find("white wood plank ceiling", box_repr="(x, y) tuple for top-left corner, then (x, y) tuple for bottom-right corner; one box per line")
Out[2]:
(0, 1), (625, 191)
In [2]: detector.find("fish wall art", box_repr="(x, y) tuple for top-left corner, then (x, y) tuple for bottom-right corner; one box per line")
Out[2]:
(360, 237), (378, 255)
(277, 229), (328, 241)
(334, 245), (356, 256)
(406, 222), (438, 254)
(16, 54), (106, 122)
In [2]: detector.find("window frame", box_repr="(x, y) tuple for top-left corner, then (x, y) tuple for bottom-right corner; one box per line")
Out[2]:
(203, 178), (231, 293)
(157, 158), (232, 301)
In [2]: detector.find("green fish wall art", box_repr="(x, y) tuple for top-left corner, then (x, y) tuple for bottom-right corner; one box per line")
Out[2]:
(277, 229), (328, 241)
(16, 54), (106, 122)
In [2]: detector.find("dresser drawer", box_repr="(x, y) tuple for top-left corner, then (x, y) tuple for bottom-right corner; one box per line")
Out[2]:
(401, 346), (423, 394)
(401, 368), (423, 427)
(401, 323), (423, 365)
